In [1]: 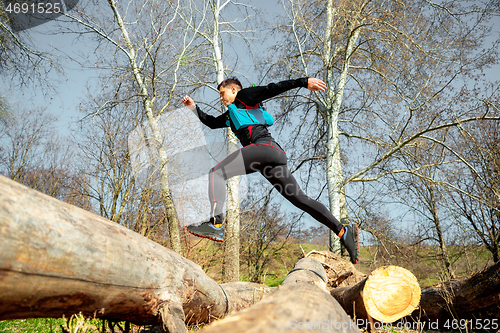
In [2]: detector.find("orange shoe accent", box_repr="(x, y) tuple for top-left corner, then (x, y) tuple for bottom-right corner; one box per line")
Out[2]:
(337, 227), (345, 239)
(214, 223), (222, 228)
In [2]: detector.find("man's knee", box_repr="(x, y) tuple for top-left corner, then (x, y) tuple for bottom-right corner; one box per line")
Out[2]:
(209, 166), (227, 180)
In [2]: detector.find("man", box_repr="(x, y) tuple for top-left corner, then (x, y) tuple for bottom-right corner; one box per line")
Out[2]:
(182, 77), (359, 264)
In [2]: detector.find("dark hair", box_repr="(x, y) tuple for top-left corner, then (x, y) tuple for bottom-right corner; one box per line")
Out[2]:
(217, 77), (242, 91)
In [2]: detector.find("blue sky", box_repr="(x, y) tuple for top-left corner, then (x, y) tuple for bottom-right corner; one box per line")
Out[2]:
(2, 0), (499, 244)
(1, 0), (326, 231)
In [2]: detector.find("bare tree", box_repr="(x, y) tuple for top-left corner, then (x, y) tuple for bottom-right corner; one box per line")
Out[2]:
(270, 0), (500, 258)
(0, 0), (63, 88)
(0, 103), (74, 200)
(60, 0), (205, 253)
(449, 114), (500, 262)
(240, 194), (298, 283)
(389, 135), (457, 278)
(178, 0), (258, 282)
(75, 85), (136, 223)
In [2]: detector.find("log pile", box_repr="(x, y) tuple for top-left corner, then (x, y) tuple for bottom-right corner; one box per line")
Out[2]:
(304, 250), (421, 325)
(0, 175), (271, 332)
(2, 175), (498, 332)
(305, 250), (500, 327)
(198, 257), (360, 333)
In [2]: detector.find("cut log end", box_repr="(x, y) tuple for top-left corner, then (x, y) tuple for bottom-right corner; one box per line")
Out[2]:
(362, 266), (421, 322)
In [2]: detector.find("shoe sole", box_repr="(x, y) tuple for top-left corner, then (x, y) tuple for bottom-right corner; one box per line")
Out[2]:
(186, 227), (224, 243)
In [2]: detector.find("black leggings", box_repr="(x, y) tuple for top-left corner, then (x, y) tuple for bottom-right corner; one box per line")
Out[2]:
(208, 141), (343, 234)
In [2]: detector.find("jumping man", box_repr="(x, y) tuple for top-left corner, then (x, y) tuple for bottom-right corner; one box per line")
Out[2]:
(181, 77), (359, 264)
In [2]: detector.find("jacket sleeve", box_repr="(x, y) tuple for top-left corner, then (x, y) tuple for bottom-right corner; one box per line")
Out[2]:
(195, 105), (228, 129)
(237, 77), (309, 106)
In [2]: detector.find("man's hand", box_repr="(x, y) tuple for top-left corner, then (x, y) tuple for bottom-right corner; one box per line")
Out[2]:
(307, 78), (327, 91)
(182, 95), (196, 110)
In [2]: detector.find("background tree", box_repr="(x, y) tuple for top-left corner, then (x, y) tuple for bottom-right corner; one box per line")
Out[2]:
(450, 109), (500, 262)
(0, 103), (74, 200)
(390, 134), (457, 279)
(75, 82), (136, 223)
(269, 0), (500, 258)
(239, 190), (299, 283)
(0, 0), (63, 88)
(178, 0), (258, 282)
(75, 80), (174, 243)
(61, 0), (202, 253)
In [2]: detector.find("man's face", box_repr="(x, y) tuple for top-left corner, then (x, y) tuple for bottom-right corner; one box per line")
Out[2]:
(219, 85), (238, 107)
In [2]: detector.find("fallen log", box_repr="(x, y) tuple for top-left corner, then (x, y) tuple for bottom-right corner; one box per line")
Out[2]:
(410, 261), (500, 324)
(304, 250), (366, 287)
(198, 257), (361, 333)
(0, 175), (271, 332)
(330, 265), (421, 325)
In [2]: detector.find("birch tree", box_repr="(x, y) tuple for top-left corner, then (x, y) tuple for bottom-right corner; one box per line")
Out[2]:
(211, 0), (241, 284)
(272, 0), (500, 255)
(179, 0), (257, 282)
(61, 0), (200, 253)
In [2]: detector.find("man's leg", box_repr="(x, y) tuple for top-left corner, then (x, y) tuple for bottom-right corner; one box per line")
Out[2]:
(187, 145), (260, 241)
(262, 163), (359, 264)
(208, 145), (262, 218)
(261, 164), (344, 234)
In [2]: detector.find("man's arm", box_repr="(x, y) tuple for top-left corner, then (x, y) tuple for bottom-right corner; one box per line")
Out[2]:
(237, 77), (326, 106)
(182, 95), (227, 129)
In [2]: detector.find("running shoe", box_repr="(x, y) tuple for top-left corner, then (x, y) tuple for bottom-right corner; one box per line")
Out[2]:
(340, 223), (359, 264)
(187, 216), (225, 242)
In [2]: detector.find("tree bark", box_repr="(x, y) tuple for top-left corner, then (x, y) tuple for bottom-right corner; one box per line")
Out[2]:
(198, 257), (361, 333)
(410, 261), (500, 325)
(304, 250), (366, 287)
(324, 0), (361, 256)
(211, 0), (240, 283)
(330, 266), (421, 325)
(0, 176), (270, 331)
(105, 0), (182, 254)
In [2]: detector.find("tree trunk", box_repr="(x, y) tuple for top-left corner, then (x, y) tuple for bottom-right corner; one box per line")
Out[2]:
(428, 183), (455, 279)
(211, 0), (240, 283)
(304, 250), (367, 287)
(330, 266), (421, 325)
(0, 176), (270, 331)
(105, 0), (182, 254)
(223, 136), (240, 283)
(199, 257), (361, 333)
(411, 261), (500, 325)
(324, 0), (361, 256)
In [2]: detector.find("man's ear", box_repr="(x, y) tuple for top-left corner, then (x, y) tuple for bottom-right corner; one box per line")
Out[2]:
(231, 85), (238, 94)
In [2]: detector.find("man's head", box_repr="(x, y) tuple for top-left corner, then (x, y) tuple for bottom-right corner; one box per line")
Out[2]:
(218, 77), (242, 107)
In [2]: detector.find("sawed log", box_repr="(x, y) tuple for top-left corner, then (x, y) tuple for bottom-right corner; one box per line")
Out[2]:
(305, 250), (421, 325)
(0, 175), (271, 332)
(330, 265), (421, 325)
(198, 257), (361, 333)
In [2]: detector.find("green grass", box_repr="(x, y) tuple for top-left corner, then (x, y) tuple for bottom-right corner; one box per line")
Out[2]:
(0, 318), (65, 333)
(296, 243), (328, 254)
(263, 275), (285, 287)
(0, 317), (124, 333)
